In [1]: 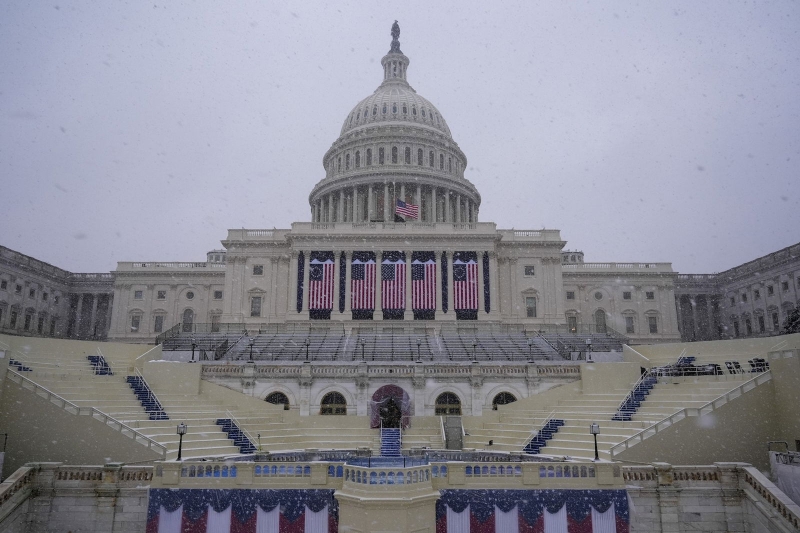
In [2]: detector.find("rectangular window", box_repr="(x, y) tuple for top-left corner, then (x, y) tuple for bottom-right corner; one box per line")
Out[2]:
(768, 285), (774, 296)
(15, 284), (22, 294)
(37, 316), (44, 334)
(253, 265), (264, 276)
(24, 314), (32, 331)
(10, 311), (18, 329)
(745, 319), (753, 336)
(623, 291), (632, 300)
(211, 315), (221, 332)
(391, 146), (398, 164)
(645, 291), (655, 300)
(379, 147), (385, 165)
(214, 290), (223, 300)
(741, 293), (748, 303)
(566, 291), (575, 300)
(250, 296), (262, 317)
(49, 318), (56, 336)
(157, 290), (167, 300)
(134, 290), (143, 300)
(648, 316), (658, 334)
(730, 297), (736, 306)
(0, 280), (6, 290)
(153, 315), (164, 334)
(404, 147), (411, 164)
(625, 316), (635, 334)
(130, 315), (140, 332)
(524, 266), (535, 276)
(525, 297), (537, 318)
(29, 288), (36, 299)
(772, 312), (780, 330)
(754, 289), (760, 300)
(758, 315), (765, 333)
(782, 281), (789, 292)
(42, 292), (48, 301)
(733, 321), (740, 337)
(567, 316), (577, 333)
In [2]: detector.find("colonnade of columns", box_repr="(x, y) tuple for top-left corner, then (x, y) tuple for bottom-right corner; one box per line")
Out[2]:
(288, 250), (499, 320)
(311, 183), (478, 224)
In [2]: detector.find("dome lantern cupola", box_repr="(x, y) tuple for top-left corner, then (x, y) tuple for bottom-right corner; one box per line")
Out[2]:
(309, 22), (481, 225)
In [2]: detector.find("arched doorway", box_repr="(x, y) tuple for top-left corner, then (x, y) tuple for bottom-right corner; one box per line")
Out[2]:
(492, 392), (517, 410)
(182, 308), (194, 333)
(265, 392), (290, 410)
(594, 309), (607, 334)
(435, 392), (461, 415)
(320, 392), (347, 415)
(370, 384), (411, 429)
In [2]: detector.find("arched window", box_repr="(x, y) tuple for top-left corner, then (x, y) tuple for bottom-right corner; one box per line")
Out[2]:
(439, 154), (444, 170)
(321, 392), (347, 415)
(337, 157), (341, 173)
(429, 151), (434, 167)
(435, 392), (461, 415)
(412, 106), (417, 116)
(266, 392), (290, 410)
(356, 111), (360, 121)
(345, 153), (350, 170)
(417, 148), (423, 166)
(595, 309), (607, 334)
(382, 104), (387, 114)
(182, 309), (194, 333)
(392, 103), (397, 114)
(492, 392), (517, 409)
(422, 108), (427, 117)
(402, 104), (407, 114)
(391, 146), (398, 164)
(366, 148), (372, 166)
(404, 147), (411, 164)
(379, 147), (385, 165)
(373, 105), (378, 116)
(448, 157), (452, 172)
(355, 151), (361, 168)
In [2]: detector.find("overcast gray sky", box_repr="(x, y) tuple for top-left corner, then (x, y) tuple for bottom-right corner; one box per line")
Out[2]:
(1, 1), (798, 274)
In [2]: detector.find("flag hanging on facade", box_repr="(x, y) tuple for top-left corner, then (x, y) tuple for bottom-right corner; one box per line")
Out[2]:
(381, 252), (406, 319)
(395, 199), (419, 219)
(453, 251), (478, 320)
(309, 252), (335, 319)
(412, 251), (436, 320)
(351, 252), (376, 319)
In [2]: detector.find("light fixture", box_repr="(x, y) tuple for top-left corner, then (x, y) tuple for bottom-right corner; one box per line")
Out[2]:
(176, 423), (187, 461)
(590, 422), (600, 461)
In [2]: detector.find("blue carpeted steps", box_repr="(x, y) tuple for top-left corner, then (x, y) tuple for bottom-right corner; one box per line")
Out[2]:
(87, 355), (113, 375)
(380, 428), (402, 457)
(523, 418), (565, 454)
(216, 419), (256, 454)
(125, 376), (169, 420)
(612, 373), (659, 421)
(8, 359), (32, 372)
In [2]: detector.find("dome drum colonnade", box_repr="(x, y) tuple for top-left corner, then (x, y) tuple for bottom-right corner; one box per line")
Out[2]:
(309, 22), (480, 225)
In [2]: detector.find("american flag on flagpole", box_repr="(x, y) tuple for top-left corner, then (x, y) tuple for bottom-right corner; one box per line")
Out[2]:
(412, 252), (436, 312)
(453, 253), (478, 311)
(381, 253), (406, 311)
(308, 254), (335, 311)
(395, 199), (419, 219)
(351, 254), (376, 311)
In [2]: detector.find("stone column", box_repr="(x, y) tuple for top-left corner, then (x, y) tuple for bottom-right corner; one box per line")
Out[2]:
(489, 252), (500, 318)
(344, 251), (352, 313)
(510, 259), (519, 318)
(89, 294), (99, 337)
(415, 184), (421, 213)
(75, 293), (85, 337)
(338, 190), (344, 222)
(288, 252), (299, 313)
(445, 191), (451, 222)
(269, 257), (279, 319)
(302, 252), (311, 313)
(400, 183), (406, 203)
(455, 194), (461, 223)
(675, 296), (684, 340)
(368, 184), (374, 222)
(432, 188), (438, 222)
(404, 250), (413, 320)
(383, 183), (389, 222)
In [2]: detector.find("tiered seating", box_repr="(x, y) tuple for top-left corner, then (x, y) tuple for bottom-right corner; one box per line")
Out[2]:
(612, 374), (658, 421)
(87, 354), (113, 375)
(162, 332), (244, 358)
(541, 333), (624, 356)
(523, 419), (565, 454)
(380, 428), (402, 457)
(125, 376), (168, 420)
(439, 332), (557, 361)
(216, 419), (256, 453)
(8, 359), (32, 372)
(347, 333), (435, 361)
(232, 331), (346, 361)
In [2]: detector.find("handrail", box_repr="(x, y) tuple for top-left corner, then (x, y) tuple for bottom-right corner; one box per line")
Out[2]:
(5, 369), (167, 458)
(225, 409), (258, 450)
(134, 367), (166, 413)
(610, 370), (772, 457)
(523, 410), (556, 450)
(134, 343), (163, 364)
(440, 416), (446, 447)
(0, 466), (34, 506)
(614, 369), (653, 416)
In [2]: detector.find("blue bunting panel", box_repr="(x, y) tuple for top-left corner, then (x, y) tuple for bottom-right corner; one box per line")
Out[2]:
(146, 488), (338, 533)
(436, 489), (629, 533)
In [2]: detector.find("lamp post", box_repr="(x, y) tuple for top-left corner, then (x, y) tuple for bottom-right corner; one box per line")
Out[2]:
(304, 338), (310, 363)
(191, 337), (197, 362)
(360, 338), (366, 361)
(527, 338), (534, 363)
(176, 423), (187, 461)
(472, 340), (478, 364)
(590, 422), (600, 461)
(416, 338), (422, 363)
(248, 337), (254, 361)
(586, 338), (593, 363)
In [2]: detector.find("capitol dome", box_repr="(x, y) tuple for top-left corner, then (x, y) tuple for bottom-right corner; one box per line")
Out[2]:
(309, 22), (481, 225)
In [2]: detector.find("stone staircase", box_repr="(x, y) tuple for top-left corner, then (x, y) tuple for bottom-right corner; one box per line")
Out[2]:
(380, 428), (402, 457)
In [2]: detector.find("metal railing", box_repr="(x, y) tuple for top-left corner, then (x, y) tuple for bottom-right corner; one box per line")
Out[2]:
(225, 410), (259, 451)
(133, 367), (166, 413)
(613, 369), (654, 417)
(5, 370), (167, 458)
(610, 370), (772, 457)
(154, 323), (181, 345)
